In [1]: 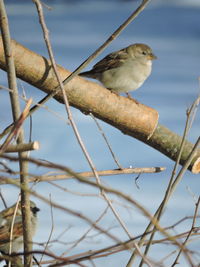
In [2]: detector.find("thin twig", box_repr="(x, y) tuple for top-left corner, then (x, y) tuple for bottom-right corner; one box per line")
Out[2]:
(0, 154), (196, 255)
(0, 167), (165, 185)
(90, 113), (123, 169)
(8, 197), (21, 267)
(127, 95), (200, 267)
(0, 190), (7, 208)
(138, 97), (200, 266)
(61, 205), (110, 257)
(8, 226), (200, 266)
(128, 136), (200, 267)
(39, 195), (54, 265)
(0, 99), (33, 155)
(171, 197), (200, 267)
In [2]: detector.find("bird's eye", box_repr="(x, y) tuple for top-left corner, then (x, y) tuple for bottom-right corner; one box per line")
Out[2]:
(142, 51), (147, 55)
(31, 206), (40, 214)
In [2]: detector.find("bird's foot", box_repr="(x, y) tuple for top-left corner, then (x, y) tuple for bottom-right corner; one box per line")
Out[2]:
(110, 90), (120, 96)
(126, 93), (139, 104)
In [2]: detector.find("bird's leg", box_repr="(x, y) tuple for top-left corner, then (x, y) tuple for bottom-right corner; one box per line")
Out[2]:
(109, 89), (120, 96)
(126, 92), (139, 104)
(126, 92), (132, 98)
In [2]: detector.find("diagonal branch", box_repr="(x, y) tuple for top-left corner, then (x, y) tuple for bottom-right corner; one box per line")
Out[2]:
(0, 38), (199, 173)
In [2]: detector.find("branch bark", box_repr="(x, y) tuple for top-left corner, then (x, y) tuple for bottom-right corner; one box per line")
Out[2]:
(0, 37), (199, 173)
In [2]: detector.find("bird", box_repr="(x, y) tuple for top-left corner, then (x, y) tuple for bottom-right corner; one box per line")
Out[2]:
(0, 201), (40, 254)
(79, 43), (157, 96)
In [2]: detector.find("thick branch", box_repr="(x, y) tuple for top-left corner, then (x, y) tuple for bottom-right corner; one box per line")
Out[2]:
(0, 37), (158, 139)
(0, 37), (199, 173)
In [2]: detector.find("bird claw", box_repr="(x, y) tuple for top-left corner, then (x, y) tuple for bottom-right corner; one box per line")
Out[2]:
(126, 93), (139, 104)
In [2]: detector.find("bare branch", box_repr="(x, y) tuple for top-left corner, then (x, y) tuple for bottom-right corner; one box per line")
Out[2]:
(0, 1), (33, 265)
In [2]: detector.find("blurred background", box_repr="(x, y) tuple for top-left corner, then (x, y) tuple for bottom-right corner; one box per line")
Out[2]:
(0, 0), (200, 266)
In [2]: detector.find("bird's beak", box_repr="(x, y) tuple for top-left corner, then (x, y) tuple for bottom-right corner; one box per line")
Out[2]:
(148, 53), (157, 60)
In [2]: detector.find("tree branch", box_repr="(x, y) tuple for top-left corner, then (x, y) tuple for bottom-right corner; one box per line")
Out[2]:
(0, 37), (199, 173)
(0, 2), (33, 265)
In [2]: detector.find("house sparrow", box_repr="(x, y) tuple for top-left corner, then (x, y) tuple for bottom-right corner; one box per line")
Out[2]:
(79, 43), (157, 94)
(0, 201), (39, 254)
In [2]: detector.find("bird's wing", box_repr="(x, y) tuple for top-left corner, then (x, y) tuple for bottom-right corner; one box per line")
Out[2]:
(92, 47), (129, 73)
(0, 219), (23, 245)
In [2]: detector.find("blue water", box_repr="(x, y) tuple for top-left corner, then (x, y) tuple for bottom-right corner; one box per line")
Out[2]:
(0, 1), (200, 266)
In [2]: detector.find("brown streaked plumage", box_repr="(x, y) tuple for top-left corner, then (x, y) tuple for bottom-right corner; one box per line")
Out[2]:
(0, 201), (39, 254)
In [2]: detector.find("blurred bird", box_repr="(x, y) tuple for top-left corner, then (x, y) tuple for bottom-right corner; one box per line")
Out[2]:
(79, 43), (157, 96)
(0, 201), (39, 254)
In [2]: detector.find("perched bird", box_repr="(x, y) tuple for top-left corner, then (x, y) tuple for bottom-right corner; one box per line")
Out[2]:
(79, 43), (157, 95)
(0, 201), (40, 254)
